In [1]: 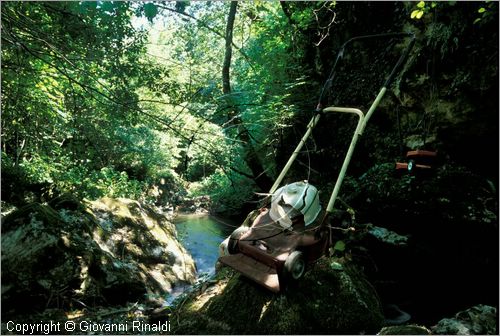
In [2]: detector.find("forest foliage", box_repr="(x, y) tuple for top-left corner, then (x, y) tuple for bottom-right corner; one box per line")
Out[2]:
(1, 1), (498, 215)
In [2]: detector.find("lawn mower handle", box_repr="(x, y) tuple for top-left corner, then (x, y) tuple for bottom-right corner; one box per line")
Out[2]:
(269, 32), (416, 222)
(316, 32), (415, 111)
(268, 107), (367, 211)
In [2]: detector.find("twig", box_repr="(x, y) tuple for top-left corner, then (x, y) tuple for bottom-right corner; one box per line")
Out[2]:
(96, 302), (139, 318)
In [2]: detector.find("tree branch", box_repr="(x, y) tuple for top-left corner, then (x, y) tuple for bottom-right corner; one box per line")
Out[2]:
(157, 4), (255, 71)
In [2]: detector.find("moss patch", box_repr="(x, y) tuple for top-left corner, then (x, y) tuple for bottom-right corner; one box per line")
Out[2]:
(172, 258), (383, 334)
(2, 198), (197, 318)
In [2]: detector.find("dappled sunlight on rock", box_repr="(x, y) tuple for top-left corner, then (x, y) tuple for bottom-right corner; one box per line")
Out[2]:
(89, 198), (197, 293)
(1, 197), (197, 318)
(171, 260), (384, 334)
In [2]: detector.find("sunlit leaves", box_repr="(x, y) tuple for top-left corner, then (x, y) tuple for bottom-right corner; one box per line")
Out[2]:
(411, 9), (424, 19)
(411, 1), (426, 19)
(474, 1), (497, 25)
(410, 1), (437, 20)
(1, 1), (177, 200)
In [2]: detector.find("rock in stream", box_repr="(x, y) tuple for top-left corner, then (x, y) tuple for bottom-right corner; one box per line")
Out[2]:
(1, 195), (196, 318)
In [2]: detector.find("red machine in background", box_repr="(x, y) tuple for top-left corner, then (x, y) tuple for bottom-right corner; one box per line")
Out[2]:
(395, 149), (438, 173)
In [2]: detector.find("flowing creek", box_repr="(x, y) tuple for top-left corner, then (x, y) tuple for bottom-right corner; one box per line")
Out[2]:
(165, 213), (237, 305)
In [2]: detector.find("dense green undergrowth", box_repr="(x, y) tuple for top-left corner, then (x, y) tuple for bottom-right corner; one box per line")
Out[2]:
(1, 1), (497, 218)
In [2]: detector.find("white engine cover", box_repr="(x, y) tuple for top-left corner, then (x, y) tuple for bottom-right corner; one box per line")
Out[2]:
(269, 181), (321, 229)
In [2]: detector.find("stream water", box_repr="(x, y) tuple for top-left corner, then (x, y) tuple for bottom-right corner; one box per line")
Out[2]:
(166, 213), (237, 305)
(174, 213), (236, 276)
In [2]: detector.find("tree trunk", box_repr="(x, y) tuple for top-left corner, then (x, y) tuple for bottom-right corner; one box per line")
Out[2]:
(222, 1), (273, 192)
(222, 1), (236, 95)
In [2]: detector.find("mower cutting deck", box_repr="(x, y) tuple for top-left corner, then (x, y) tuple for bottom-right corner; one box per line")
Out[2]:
(219, 206), (329, 292)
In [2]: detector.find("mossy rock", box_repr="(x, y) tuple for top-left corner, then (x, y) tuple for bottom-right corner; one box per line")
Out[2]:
(431, 305), (497, 335)
(1, 202), (64, 233)
(352, 163), (497, 233)
(48, 193), (83, 211)
(378, 324), (431, 335)
(88, 197), (197, 286)
(350, 162), (498, 319)
(2, 198), (197, 318)
(1, 203), (86, 316)
(172, 259), (383, 334)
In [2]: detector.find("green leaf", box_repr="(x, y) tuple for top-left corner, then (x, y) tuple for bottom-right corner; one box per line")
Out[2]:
(431, 2), (437, 8)
(175, 1), (189, 13)
(330, 261), (343, 270)
(417, 1), (426, 8)
(478, 7), (486, 13)
(333, 240), (346, 252)
(83, 2), (98, 10)
(101, 2), (115, 13)
(473, 17), (482, 24)
(411, 9), (425, 19)
(143, 3), (158, 21)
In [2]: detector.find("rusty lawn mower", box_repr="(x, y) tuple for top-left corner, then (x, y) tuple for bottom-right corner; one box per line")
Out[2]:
(217, 32), (416, 293)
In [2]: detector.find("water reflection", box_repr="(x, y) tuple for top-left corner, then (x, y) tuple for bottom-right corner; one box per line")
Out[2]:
(174, 214), (235, 276)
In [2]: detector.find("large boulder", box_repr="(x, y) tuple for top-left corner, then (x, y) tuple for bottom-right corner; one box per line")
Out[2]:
(431, 304), (497, 335)
(1, 197), (196, 318)
(88, 198), (197, 295)
(171, 258), (384, 334)
(346, 163), (498, 323)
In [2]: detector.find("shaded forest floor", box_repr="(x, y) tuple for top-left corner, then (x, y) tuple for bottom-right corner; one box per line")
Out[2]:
(2, 161), (498, 335)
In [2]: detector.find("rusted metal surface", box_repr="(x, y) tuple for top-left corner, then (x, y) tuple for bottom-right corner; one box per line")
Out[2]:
(406, 149), (437, 158)
(218, 207), (330, 292)
(395, 162), (432, 170)
(219, 253), (281, 293)
(396, 150), (437, 172)
(219, 254), (281, 293)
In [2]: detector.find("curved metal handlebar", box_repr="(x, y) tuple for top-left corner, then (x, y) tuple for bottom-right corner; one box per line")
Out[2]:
(269, 106), (366, 197)
(317, 32), (415, 111)
(321, 107), (365, 213)
(269, 32), (416, 220)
